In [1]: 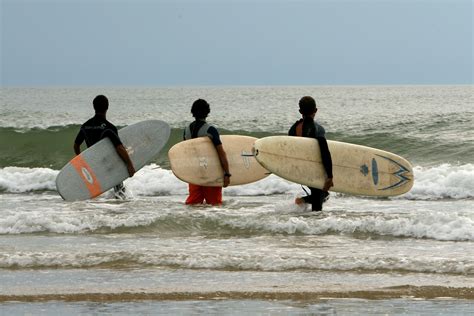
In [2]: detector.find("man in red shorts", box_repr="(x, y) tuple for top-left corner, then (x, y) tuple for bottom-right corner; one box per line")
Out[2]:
(183, 99), (230, 205)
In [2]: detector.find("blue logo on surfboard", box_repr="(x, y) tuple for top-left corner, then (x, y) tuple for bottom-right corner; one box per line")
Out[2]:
(360, 164), (369, 176)
(360, 156), (411, 190)
(371, 158), (379, 185)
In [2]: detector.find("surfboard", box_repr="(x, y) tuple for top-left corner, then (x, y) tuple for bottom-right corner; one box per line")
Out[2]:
(168, 135), (269, 187)
(253, 136), (414, 197)
(56, 120), (171, 201)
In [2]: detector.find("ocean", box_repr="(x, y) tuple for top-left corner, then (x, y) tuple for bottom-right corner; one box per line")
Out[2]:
(0, 85), (473, 315)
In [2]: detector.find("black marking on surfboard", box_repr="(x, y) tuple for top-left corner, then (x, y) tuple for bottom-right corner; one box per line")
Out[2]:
(375, 154), (412, 190)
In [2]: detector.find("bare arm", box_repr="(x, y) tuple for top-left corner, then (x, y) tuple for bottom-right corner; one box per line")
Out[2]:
(215, 144), (230, 187)
(115, 144), (136, 177)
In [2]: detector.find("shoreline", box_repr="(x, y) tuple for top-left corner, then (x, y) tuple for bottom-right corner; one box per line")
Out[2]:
(2, 269), (473, 302)
(1, 286), (473, 302)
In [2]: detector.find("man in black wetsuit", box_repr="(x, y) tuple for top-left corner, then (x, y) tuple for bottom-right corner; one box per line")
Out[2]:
(73, 95), (135, 199)
(289, 96), (333, 211)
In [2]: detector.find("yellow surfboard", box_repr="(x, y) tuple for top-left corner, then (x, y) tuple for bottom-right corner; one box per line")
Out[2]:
(168, 135), (269, 187)
(254, 136), (414, 196)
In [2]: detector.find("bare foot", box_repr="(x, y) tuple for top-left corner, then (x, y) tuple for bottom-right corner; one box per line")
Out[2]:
(295, 197), (305, 205)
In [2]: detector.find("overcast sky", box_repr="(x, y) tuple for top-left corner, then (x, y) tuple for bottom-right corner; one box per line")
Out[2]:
(1, 0), (473, 86)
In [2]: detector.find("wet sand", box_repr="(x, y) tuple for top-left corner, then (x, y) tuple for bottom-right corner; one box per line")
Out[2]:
(1, 269), (472, 302)
(1, 286), (474, 302)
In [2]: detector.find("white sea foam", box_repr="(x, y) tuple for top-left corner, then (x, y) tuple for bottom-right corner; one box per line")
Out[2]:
(0, 167), (58, 192)
(1, 243), (472, 274)
(0, 164), (299, 196)
(0, 207), (163, 235)
(1, 197), (473, 241)
(0, 252), (449, 273)
(126, 165), (299, 196)
(243, 212), (474, 241)
(126, 164), (188, 196)
(1, 163), (473, 201)
(405, 164), (474, 200)
(123, 163), (474, 200)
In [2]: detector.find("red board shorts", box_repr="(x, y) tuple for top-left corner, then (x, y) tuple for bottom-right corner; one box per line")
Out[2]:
(185, 183), (222, 205)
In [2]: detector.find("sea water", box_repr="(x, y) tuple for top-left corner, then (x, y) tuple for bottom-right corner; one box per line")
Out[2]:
(0, 85), (473, 314)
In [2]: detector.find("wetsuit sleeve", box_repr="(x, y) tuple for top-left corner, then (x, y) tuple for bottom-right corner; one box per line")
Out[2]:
(314, 124), (326, 138)
(74, 128), (85, 145)
(316, 137), (333, 178)
(102, 128), (123, 147)
(206, 126), (222, 146)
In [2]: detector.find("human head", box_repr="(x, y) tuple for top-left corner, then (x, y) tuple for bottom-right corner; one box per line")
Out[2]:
(93, 95), (109, 114)
(191, 99), (210, 119)
(298, 96), (317, 116)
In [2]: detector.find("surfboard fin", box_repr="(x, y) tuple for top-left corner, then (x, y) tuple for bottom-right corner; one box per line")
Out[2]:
(113, 183), (128, 200)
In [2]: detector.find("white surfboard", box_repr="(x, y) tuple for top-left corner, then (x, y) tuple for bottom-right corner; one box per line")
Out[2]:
(56, 120), (170, 201)
(168, 135), (269, 187)
(254, 136), (414, 197)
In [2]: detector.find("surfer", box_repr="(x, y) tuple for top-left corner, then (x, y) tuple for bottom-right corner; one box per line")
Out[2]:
(73, 95), (135, 199)
(289, 96), (334, 211)
(183, 99), (230, 205)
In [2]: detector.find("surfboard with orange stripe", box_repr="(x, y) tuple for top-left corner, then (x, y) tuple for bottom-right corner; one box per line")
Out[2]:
(69, 155), (103, 199)
(56, 120), (170, 201)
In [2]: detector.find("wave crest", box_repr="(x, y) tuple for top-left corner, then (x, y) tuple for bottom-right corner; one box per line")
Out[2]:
(2, 164), (473, 201)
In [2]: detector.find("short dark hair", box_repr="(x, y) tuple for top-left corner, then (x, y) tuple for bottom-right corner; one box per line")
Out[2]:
(93, 95), (109, 113)
(191, 99), (210, 119)
(299, 96), (317, 116)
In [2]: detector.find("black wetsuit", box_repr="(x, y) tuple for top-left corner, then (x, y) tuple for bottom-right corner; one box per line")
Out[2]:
(183, 119), (222, 146)
(74, 115), (122, 148)
(74, 115), (125, 195)
(289, 118), (333, 211)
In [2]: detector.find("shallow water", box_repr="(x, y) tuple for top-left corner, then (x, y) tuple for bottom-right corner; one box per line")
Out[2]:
(2, 299), (472, 316)
(1, 86), (473, 313)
